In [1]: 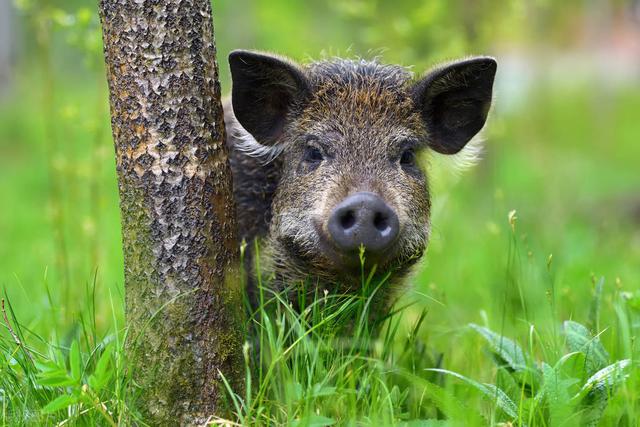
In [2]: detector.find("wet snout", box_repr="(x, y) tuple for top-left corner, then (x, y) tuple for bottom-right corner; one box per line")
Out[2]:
(327, 192), (399, 256)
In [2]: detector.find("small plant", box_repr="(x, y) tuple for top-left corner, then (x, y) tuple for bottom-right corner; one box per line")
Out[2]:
(426, 279), (634, 426)
(1, 294), (130, 426)
(34, 341), (117, 423)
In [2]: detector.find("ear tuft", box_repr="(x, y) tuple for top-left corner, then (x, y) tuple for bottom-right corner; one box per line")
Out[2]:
(229, 50), (310, 145)
(413, 57), (496, 155)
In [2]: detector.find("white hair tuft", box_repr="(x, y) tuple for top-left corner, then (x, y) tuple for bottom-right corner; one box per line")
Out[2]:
(419, 131), (486, 205)
(446, 133), (484, 173)
(232, 125), (285, 165)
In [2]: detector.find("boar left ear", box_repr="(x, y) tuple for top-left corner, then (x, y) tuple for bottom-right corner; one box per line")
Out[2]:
(412, 57), (497, 154)
(229, 50), (310, 144)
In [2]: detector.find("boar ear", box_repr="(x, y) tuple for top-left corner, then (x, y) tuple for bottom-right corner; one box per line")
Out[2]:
(229, 50), (310, 144)
(412, 57), (496, 154)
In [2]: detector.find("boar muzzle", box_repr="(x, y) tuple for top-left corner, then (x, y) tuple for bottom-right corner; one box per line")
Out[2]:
(327, 192), (399, 256)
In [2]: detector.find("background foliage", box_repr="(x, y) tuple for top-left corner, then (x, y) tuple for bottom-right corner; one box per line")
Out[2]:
(0, 0), (639, 425)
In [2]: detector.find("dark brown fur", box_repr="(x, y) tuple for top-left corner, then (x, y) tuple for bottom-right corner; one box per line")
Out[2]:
(224, 54), (496, 306)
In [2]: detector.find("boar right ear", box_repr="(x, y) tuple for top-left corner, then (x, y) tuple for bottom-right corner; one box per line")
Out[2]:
(229, 50), (310, 144)
(412, 57), (496, 154)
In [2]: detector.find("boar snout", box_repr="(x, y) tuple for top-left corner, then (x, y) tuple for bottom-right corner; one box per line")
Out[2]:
(327, 192), (399, 257)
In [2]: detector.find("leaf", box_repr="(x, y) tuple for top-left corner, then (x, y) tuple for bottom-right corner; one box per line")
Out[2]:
(88, 370), (111, 392)
(578, 386), (608, 427)
(469, 324), (528, 372)
(310, 384), (337, 398)
(402, 374), (484, 425)
(563, 321), (609, 376)
(541, 360), (576, 425)
(496, 366), (523, 401)
(399, 420), (451, 427)
(290, 414), (336, 427)
(94, 344), (113, 376)
(481, 383), (520, 421)
(577, 359), (631, 397)
(87, 344), (114, 392)
(42, 394), (78, 413)
(428, 368), (519, 420)
(69, 341), (81, 382)
(427, 384), (483, 424)
(567, 360), (631, 426)
(36, 374), (76, 387)
(35, 360), (62, 374)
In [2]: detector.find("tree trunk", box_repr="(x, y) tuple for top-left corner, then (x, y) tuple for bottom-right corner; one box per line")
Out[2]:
(99, 0), (242, 424)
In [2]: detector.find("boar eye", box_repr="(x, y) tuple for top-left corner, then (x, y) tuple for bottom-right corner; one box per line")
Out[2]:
(303, 145), (324, 164)
(399, 148), (416, 168)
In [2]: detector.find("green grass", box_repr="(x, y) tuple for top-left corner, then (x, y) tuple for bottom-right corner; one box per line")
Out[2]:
(2, 23), (640, 427)
(1, 244), (637, 425)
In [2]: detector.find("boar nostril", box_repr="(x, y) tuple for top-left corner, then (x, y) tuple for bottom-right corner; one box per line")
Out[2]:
(373, 212), (389, 233)
(340, 210), (357, 230)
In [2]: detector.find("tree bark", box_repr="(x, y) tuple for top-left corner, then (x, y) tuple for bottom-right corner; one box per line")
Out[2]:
(99, 0), (242, 424)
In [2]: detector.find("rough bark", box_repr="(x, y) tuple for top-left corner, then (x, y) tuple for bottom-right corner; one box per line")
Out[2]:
(99, 0), (242, 424)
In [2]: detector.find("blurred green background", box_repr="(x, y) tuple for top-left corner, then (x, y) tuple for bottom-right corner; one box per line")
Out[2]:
(0, 0), (639, 391)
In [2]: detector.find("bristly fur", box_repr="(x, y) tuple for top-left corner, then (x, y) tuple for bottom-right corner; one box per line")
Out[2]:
(306, 58), (413, 91)
(225, 52), (496, 308)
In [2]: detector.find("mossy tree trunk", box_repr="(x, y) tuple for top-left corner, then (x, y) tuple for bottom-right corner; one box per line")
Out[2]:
(99, 0), (242, 424)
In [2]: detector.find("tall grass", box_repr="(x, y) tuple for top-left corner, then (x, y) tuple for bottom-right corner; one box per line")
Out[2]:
(2, 235), (638, 425)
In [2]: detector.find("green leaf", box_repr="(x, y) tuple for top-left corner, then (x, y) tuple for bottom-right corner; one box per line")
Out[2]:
(577, 359), (631, 397)
(495, 366), (524, 402)
(563, 321), (609, 376)
(469, 324), (528, 372)
(569, 359), (631, 426)
(541, 360), (576, 425)
(291, 414), (336, 427)
(481, 383), (520, 421)
(310, 384), (336, 398)
(36, 374), (76, 387)
(399, 372), (484, 425)
(399, 420), (451, 427)
(578, 387), (608, 427)
(285, 381), (304, 402)
(35, 360), (62, 374)
(88, 370), (111, 392)
(42, 394), (78, 413)
(94, 344), (113, 376)
(428, 368), (519, 420)
(69, 341), (81, 382)
(87, 344), (115, 392)
(426, 384), (483, 424)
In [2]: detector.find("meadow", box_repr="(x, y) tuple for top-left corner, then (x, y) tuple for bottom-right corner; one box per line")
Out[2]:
(1, 1), (639, 425)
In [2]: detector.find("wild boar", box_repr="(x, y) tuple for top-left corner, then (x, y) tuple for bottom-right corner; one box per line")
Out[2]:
(224, 50), (496, 305)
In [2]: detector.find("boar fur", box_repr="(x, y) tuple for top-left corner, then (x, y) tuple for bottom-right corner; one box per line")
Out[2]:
(223, 51), (496, 307)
